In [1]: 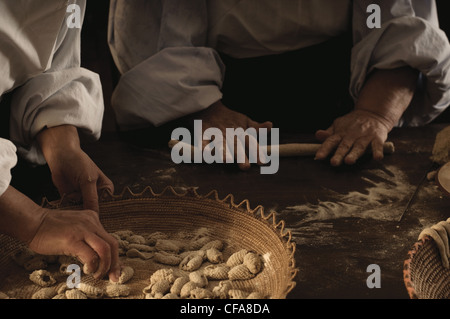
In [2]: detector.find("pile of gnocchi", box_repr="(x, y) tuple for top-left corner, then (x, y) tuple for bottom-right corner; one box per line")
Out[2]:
(0, 228), (267, 299)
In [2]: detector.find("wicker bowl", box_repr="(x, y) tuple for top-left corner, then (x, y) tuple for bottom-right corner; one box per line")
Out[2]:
(403, 235), (450, 299)
(0, 187), (297, 299)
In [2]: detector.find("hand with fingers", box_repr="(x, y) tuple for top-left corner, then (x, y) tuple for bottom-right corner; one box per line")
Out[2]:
(0, 186), (121, 282)
(314, 67), (418, 166)
(37, 125), (114, 212)
(28, 207), (121, 281)
(314, 109), (390, 166)
(195, 100), (273, 170)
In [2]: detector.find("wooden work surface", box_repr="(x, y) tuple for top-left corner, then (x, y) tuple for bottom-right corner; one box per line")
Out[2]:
(11, 123), (450, 299)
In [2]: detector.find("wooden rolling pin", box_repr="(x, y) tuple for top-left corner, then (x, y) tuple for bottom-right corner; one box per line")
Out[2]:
(168, 140), (395, 157)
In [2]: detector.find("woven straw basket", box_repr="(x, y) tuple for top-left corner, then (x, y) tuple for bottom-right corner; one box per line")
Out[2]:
(0, 186), (297, 299)
(403, 235), (450, 299)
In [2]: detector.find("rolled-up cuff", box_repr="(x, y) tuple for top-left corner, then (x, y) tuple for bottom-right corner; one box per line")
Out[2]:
(0, 139), (17, 197)
(351, 16), (450, 126)
(9, 68), (104, 165)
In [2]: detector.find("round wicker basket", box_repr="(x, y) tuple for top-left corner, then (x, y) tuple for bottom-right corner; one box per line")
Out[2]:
(403, 235), (450, 299)
(0, 186), (298, 299)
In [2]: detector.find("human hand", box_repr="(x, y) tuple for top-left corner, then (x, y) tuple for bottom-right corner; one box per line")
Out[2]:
(28, 207), (121, 282)
(315, 67), (418, 166)
(37, 125), (114, 212)
(195, 101), (273, 170)
(0, 186), (120, 282)
(314, 109), (391, 166)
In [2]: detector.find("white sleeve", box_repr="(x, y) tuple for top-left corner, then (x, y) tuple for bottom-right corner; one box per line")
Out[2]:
(9, 0), (104, 165)
(0, 138), (17, 197)
(108, 0), (225, 129)
(351, 0), (450, 127)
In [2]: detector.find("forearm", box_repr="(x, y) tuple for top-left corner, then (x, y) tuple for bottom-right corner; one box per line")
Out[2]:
(355, 67), (419, 129)
(36, 125), (81, 163)
(0, 186), (44, 244)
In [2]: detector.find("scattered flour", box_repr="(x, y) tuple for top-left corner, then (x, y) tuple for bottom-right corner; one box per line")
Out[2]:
(154, 167), (177, 180)
(279, 165), (415, 223)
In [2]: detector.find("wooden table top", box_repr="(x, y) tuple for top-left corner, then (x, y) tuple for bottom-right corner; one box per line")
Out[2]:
(11, 123), (450, 299)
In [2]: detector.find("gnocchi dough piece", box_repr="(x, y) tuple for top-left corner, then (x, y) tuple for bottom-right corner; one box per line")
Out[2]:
(243, 252), (263, 274)
(203, 264), (230, 280)
(226, 249), (248, 268)
(212, 281), (232, 299)
(127, 243), (154, 252)
(205, 248), (223, 264)
(113, 230), (134, 240)
(110, 233), (121, 241)
(247, 291), (265, 299)
(65, 289), (88, 299)
(188, 236), (212, 250)
(58, 256), (80, 274)
(82, 262), (94, 275)
(179, 254), (204, 271)
(126, 248), (153, 260)
(32, 287), (58, 299)
(154, 251), (182, 266)
(228, 289), (249, 299)
(180, 281), (199, 299)
(150, 268), (177, 284)
(170, 276), (189, 295)
(155, 239), (183, 253)
(52, 293), (66, 299)
(127, 234), (146, 244)
(161, 292), (180, 299)
(29, 269), (57, 287)
(143, 279), (171, 297)
(78, 283), (104, 299)
(190, 287), (213, 299)
(105, 284), (130, 298)
(179, 250), (206, 259)
(228, 264), (255, 280)
(201, 240), (224, 251)
(192, 227), (210, 239)
(146, 231), (168, 240)
(189, 271), (208, 288)
(112, 265), (134, 285)
(56, 282), (68, 295)
(117, 239), (130, 250)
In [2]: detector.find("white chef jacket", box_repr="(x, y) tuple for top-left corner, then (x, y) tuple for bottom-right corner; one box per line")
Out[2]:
(0, 0), (104, 197)
(108, 0), (450, 130)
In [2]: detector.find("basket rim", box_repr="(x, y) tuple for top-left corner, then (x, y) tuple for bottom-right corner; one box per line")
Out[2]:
(41, 185), (299, 296)
(403, 235), (434, 299)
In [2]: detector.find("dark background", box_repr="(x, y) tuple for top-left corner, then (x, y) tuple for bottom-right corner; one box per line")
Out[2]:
(80, 0), (450, 134)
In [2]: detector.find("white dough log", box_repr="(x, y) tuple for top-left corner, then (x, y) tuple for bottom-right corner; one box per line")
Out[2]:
(168, 140), (395, 158)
